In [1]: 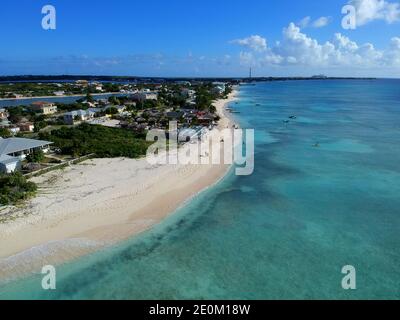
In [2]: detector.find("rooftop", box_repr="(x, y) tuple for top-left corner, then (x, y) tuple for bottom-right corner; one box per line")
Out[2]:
(0, 137), (53, 156)
(0, 154), (19, 165)
(31, 101), (53, 106)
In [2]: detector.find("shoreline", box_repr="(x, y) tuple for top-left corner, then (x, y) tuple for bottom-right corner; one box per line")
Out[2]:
(0, 89), (240, 282)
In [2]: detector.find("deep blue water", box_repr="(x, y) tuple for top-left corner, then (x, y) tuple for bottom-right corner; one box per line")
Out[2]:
(1, 80), (399, 299)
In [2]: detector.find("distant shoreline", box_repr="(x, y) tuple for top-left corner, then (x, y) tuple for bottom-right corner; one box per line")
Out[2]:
(0, 75), (379, 83)
(0, 92), (123, 102)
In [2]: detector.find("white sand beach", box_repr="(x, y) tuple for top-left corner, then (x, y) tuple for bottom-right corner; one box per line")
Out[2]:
(0, 90), (239, 280)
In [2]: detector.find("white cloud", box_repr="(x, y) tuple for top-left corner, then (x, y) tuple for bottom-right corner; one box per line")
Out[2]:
(231, 35), (267, 52)
(312, 16), (331, 28)
(233, 23), (400, 70)
(349, 0), (400, 26)
(297, 16), (331, 28)
(298, 16), (311, 28)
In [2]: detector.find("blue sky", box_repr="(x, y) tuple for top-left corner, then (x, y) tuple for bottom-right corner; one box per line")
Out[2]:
(0, 0), (399, 77)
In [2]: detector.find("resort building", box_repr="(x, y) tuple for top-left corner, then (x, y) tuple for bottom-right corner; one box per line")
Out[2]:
(0, 137), (53, 173)
(30, 102), (58, 115)
(63, 109), (96, 125)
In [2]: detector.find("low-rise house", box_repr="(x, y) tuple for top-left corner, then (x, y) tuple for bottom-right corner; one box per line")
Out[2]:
(18, 122), (35, 132)
(53, 91), (65, 96)
(0, 154), (21, 174)
(0, 108), (9, 120)
(131, 91), (158, 102)
(180, 88), (196, 99)
(0, 137), (53, 173)
(9, 126), (20, 135)
(90, 82), (103, 92)
(75, 80), (89, 86)
(63, 109), (96, 125)
(30, 102), (58, 115)
(212, 82), (226, 95)
(0, 120), (11, 129)
(196, 112), (216, 126)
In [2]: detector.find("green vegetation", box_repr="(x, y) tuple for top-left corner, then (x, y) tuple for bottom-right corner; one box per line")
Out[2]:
(26, 150), (45, 163)
(39, 123), (151, 158)
(0, 172), (37, 206)
(0, 82), (110, 98)
(195, 84), (219, 111)
(0, 128), (11, 138)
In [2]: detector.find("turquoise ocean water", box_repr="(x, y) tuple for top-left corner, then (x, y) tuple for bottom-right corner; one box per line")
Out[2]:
(1, 80), (399, 299)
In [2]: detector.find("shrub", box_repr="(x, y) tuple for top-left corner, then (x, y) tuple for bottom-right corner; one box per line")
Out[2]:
(0, 172), (37, 206)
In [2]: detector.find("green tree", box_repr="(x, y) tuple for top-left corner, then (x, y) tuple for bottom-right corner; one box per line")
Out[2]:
(34, 120), (47, 132)
(0, 127), (11, 138)
(26, 150), (45, 163)
(86, 92), (94, 103)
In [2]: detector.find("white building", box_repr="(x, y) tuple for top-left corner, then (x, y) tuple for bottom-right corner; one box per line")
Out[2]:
(0, 137), (53, 173)
(64, 109), (96, 125)
(0, 154), (21, 174)
(212, 82), (226, 95)
(131, 91), (158, 102)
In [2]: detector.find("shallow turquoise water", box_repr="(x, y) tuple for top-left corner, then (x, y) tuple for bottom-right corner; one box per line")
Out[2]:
(1, 80), (399, 299)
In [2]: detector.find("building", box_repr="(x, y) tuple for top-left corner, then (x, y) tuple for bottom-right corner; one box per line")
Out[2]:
(9, 126), (20, 135)
(53, 91), (65, 96)
(180, 88), (196, 99)
(0, 108), (9, 120)
(30, 102), (58, 115)
(0, 137), (53, 173)
(18, 122), (35, 132)
(131, 91), (158, 102)
(0, 154), (21, 174)
(212, 82), (226, 95)
(63, 109), (96, 125)
(75, 80), (89, 86)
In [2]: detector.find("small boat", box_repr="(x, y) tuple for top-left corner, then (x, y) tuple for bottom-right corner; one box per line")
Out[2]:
(289, 115), (297, 119)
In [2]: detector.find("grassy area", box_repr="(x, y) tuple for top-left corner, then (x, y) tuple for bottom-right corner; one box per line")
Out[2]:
(39, 123), (152, 158)
(0, 172), (37, 206)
